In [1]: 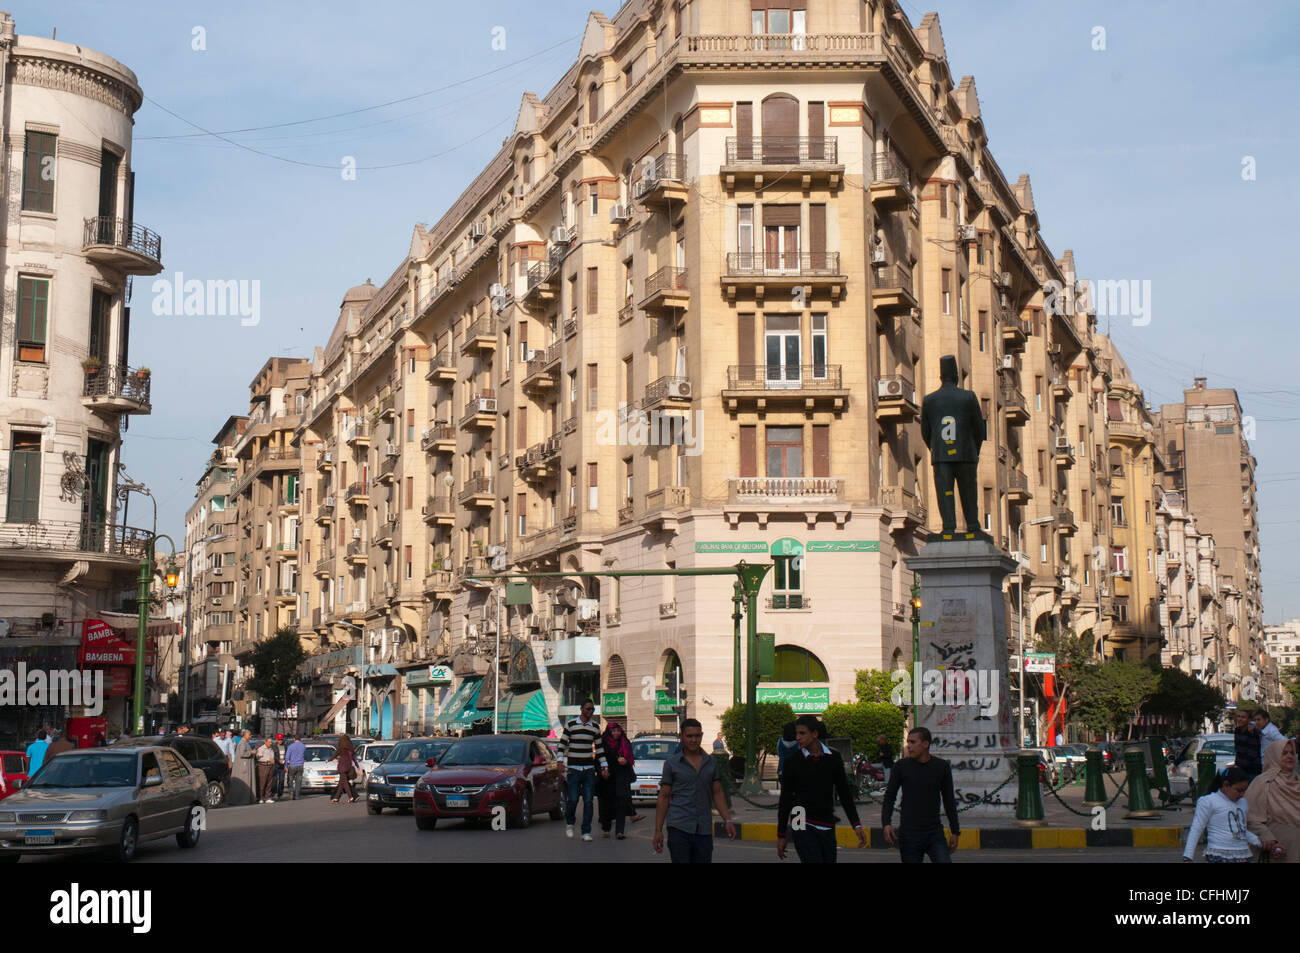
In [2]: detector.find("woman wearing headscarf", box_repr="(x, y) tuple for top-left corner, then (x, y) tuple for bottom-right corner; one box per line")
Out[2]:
(332, 733), (360, 803)
(597, 721), (635, 839)
(227, 729), (256, 806)
(1245, 738), (1300, 862)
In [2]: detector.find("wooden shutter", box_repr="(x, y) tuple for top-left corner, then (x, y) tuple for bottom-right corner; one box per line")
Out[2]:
(739, 426), (757, 478)
(807, 102), (824, 160)
(586, 267), (598, 314)
(737, 313), (755, 373)
(809, 204), (826, 270)
(762, 204), (800, 227)
(736, 102), (753, 160)
(517, 406), (527, 449)
(6, 438), (41, 522)
(812, 425), (829, 477)
(587, 364), (599, 411)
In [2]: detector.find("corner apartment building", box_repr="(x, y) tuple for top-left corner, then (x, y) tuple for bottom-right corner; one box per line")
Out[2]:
(1159, 379), (1262, 703)
(0, 13), (165, 742)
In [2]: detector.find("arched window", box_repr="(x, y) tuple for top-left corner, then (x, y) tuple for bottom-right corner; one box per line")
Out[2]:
(606, 654), (627, 689)
(662, 649), (684, 687)
(587, 83), (600, 124)
(772, 644), (828, 682)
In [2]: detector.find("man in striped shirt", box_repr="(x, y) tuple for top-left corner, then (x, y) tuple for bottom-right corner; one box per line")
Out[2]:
(559, 699), (609, 842)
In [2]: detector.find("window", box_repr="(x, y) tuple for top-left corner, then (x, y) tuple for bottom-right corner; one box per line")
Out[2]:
(941, 269), (951, 314)
(738, 205), (754, 260)
(751, 7), (806, 49)
(771, 646), (828, 682)
(762, 205), (800, 273)
(623, 259), (634, 305)
(624, 457), (634, 504)
(764, 314), (801, 387)
(811, 314), (827, 379)
(1112, 547), (1128, 573)
(588, 183), (599, 217)
(772, 558), (803, 605)
(939, 184), (949, 219)
(1111, 498), (1126, 527)
(568, 468), (578, 512)
(517, 493), (527, 537)
(766, 426), (803, 478)
(407, 408), (415, 442)
(568, 371), (578, 414)
(586, 267), (598, 314)
(23, 131), (57, 212)
(17, 276), (49, 363)
(1034, 376), (1043, 412)
(587, 364), (598, 411)
(6, 432), (42, 523)
(587, 463), (598, 511)
(978, 311), (987, 352)
(405, 477), (414, 510)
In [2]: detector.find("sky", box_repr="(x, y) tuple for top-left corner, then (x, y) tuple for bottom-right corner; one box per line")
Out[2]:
(22, 0), (1300, 619)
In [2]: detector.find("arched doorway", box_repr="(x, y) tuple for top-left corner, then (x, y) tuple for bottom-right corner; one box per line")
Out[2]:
(380, 695), (393, 739)
(758, 644), (831, 716)
(761, 94), (798, 162)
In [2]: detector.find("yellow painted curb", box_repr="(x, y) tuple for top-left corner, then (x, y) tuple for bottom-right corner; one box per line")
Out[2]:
(740, 822), (778, 842)
(1132, 828), (1182, 847)
(958, 829), (980, 849)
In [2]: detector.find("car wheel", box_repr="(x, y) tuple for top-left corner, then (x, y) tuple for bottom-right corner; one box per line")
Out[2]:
(367, 802), (383, 815)
(112, 816), (139, 863)
(204, 781), (226, 809)
(513, 791), (532, 829)
(548, 801), (564, 821)
(415, 814), (437, 831)
(176, 804), (202, 849)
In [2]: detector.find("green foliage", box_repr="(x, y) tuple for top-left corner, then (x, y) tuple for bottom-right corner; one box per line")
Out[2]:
(1074, 660), (1161, 738)
(1144, 666), (1225, 731)
(720, 702), (795, 766)
(1280, 666), (1300, 706)
(246, 627), (308, 711)
(1267, 705), (1298, 734)
(822, 700), (907, 757)
(854, 669), (898, 704)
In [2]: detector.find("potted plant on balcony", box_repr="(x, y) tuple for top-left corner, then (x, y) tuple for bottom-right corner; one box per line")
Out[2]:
(82, 356), (102, 376)
(135, 366), (152, 382)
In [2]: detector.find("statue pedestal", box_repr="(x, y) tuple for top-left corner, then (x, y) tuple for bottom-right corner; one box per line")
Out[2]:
(904, 539), (1019, 823)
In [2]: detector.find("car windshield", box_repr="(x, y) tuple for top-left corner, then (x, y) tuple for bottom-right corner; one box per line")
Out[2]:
(363, 745), (394, 763)
(631, 740), (678, 760)
(1204, 740), (1235, 756)
(385, 741), (451, 764)
(439, 739), (527, 766)
(303, 747), (336, 763)
(28, 754), (137, 788)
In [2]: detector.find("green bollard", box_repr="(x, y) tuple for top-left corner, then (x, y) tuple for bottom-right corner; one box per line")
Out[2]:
(1195, 750), (1217, 798)
(1147, 736), (1171, 799)
(1013, 753), (1046, 827)
(1124, 749), (1161, 818)
(1082, 748), (1107, 806)
(712, 752), (734, 809)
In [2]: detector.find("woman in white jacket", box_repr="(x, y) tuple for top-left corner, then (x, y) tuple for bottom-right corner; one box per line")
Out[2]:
(1184, 765), (1282, 863)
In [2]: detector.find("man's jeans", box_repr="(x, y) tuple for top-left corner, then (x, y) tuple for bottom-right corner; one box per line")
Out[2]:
(565, 767), (597, 834)
(286, 765), (303, 800)
(898, 828), (952, 863)
(792, 827), (838, 863)
(666, 827), (713, 863)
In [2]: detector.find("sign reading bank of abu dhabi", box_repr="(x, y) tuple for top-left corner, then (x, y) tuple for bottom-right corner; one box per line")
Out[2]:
(756, 685), (830, 713)
(696, 540), (880, 554)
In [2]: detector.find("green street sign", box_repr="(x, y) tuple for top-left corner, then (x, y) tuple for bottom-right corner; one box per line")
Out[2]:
(757, 632), (775, 679)
(806, 540), (879, 552)
(654, 689), (679, 715)
(505, 581), (533, 605)
(601, 691), (626, 715)
(756, 686), (830, 712)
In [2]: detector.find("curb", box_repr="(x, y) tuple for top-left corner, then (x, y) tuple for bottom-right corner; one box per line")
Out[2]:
(714, 821), (1185, 849)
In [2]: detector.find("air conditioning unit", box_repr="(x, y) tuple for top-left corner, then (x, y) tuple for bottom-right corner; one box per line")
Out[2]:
(322, 451), (332, 464)
(632, 177), (654, 200)
(550, 225), (573, 245)
(997, 271), (1012, 287)
(385, 583), (396, 599)
(385, 442), (399, 456)
(877, 378), (907, 398)
(667, 379), (692, 399)
(213, 567), (224, 576)
(352, 527), (363, 540)
(609, 203), (631, 224)
(476, 397), (497, 413)
(324, 495), (335, 508)
(1000, 354), (1015, 369)
(1055, 437), (1072, 452)
(958, 224), (977, 241)
(489, 283), (506, 300)
(527, 613), (544, 630)
(998, 291), (1010, 309)
(478, 604), (493, 622)
(470, 222), (487, 241)
(577, 597), (599, 620)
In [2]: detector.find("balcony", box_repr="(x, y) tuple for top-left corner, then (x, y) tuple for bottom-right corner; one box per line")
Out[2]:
(563, 506), (578, 535)
(521, 345), (560, 396)
(377, 452), (398, 485)
(1056, 508), (1077, 536)
(1000, 311), (1029, 352)
(376, 520), (396, 548)
(425, 353), (458, 383)
(345, 540), (368, 565)
(1166, 549), (1182, 569)
(345, 421), (370, 446)
(641, 375), (694, 410)
(1051, 377), (1073, 403)
(721, 136), (842, 190)
(728, 477), (844, 504)
(275, 542), (296, 560)
(1167, 592), (1184, 614)
(345, 481), (369, 506)
(461, 315), (497, 356)
(642, 486), (690, 532)
(523, 257), (561, 307)
(315, 496), (335, 524)
(344, 601), (367, 621)
(875, 376), (919, 422)
(275, 588), (296, 606)
(1001, 387), (1030, 426)
(870, 262), (918, 317)
(520, 524), (561, 556)
(315, 446), (334, 471)
(632, 152), (688, 209)
(378, 393), (396, 420)
(1006, 468), (1031, 504)
(722, 364), (848, 414)
(1053, 439), (1076, 469)
(423, 569), (455, 600)
(617, 499), (635, 525)
(877, 484), (927, 531)
(0, 518), (151, 565)
(82, 364), (152, 415)
(659, 602), (678, 618)
(518, 435), (562, 483)
(767, 594), (811, 610)
(420, 423), (456, 454)
(723, 252), (844, 302)
(563, 315), (578, 339)
(639, 267), (690, 314)
(314, 557), (334, 580)
(457, 475), (494, 509)
(82, 216), (163, 275)
(869, 153), (912, 210)
(460, 394), (498, 431)
(422, 495), (457, 526)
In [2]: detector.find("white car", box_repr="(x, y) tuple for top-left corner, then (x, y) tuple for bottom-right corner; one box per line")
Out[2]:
(299, 744), (343, 793)
(357, 741), (394, 777)
(1171, 733), (1237, 794)
(628, 736), (680, 803)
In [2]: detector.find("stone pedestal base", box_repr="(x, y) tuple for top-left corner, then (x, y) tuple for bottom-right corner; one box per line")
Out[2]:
(905, 539), (1019, 823)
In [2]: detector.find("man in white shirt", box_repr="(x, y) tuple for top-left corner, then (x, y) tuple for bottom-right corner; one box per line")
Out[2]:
(1254, 710), (1286, 749)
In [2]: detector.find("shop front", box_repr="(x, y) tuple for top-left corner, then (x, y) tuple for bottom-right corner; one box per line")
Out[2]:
(81, 615), (172, 735)
(402, 665), (453, 736)
(433, 675), (493, 734)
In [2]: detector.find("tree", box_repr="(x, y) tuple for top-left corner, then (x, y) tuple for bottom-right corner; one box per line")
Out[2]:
(720, 701), (795, 771)
(246, 627), (308, 712)
(1145, 666), (1225, 732)
(1074, 660), (1160, 738)
(1280, 665), (1300, 707)
(854, 668), (898, 704)
(822, 701), (906, 757)
(1029, 624), (1094, 739)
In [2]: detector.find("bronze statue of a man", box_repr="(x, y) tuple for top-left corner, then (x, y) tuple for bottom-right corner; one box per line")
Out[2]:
(920, 354), (987, 539)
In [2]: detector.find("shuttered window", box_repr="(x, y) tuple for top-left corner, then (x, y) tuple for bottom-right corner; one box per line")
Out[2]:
(737, 312), (755, 370)
(739, 426), (757, 478)
(736, 102), (753, 160)
(587, 364), (598, 411)
(809, 204), (826, 270)
(812, 425), (829, 478)
(517, 406), (527, 449)
(807, 102), (825, 159)
(17, 277), (49, 363)
(23, 132), (57, 212)
(6, 433), (42, 523)
(586, 267), (598, 314)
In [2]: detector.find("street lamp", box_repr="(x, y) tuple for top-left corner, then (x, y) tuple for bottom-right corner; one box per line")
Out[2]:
(1016, 515), (1055, 749)
(117, 472), (176, 735)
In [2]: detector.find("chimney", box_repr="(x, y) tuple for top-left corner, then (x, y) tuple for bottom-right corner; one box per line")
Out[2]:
(1193, 376), (1207, 390)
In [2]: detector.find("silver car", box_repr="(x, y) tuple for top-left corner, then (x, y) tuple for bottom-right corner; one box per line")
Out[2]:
(0, 746), (205, 862)
(299, 744), (343, 793)
(1171, 733), (1237, 794)
(629, 736), (680, 803)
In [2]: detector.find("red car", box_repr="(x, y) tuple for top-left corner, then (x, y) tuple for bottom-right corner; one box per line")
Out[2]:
(413, 734), (565, 830)
(0, 751), (29, 801)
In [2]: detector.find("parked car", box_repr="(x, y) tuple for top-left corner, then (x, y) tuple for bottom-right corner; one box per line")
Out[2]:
(412, 734), (565, 830)
(0, 746), (205, 862)
(1052, 745), (1087, 775)
(299, 744), (342, 794)
(1025, 747), (1073, 786)
(357, 741), (395, 777)
(627, 736), (680, 803)
(0, 752), (28, 801)
(113, 734), (230, 809)
(1170, 733), (1237, 794)
(366, 738), (454, 814)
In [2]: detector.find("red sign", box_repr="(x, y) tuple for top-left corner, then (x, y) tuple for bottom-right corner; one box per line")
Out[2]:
(80, 619), (156, 668)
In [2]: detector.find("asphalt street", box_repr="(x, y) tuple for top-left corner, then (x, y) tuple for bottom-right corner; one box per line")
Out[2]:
(16, 793), (1181, 863)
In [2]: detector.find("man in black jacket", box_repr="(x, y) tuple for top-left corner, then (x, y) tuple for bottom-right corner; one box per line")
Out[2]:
(882, 726), (961, 863)
(776, 716), (865, 863)
(920, 354), (987, 539)
(1233, 708), (1262, 780)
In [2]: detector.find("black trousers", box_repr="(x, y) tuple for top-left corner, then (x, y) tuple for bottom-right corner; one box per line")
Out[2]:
(932, 461), (979, 535)
(791, 827), (838, 863)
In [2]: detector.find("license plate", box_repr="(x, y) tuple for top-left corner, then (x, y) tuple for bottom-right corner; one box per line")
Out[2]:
(394, 785), (414, 797)
(446, 796), (469, 808)
(24, 830), (54, 845)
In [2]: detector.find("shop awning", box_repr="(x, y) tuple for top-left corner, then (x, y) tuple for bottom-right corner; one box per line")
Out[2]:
(434, 676), (493, 729)
(495, 689), (550, 732)
(316, 694), (350, 731)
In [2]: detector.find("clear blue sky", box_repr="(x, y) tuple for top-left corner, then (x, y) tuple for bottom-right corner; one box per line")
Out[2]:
(23, 1), (1300, 619)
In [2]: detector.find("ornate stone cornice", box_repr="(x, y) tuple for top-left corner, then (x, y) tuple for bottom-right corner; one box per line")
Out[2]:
(10, 53), (141, 116)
